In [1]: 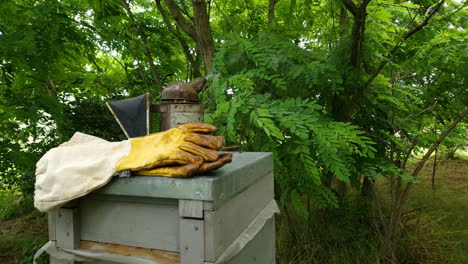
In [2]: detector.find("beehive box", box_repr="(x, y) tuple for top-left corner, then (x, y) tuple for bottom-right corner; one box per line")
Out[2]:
(47, 152), (275, 264)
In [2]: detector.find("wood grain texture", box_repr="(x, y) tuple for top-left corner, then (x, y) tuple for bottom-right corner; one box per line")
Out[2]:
(80, 241), (180, 264)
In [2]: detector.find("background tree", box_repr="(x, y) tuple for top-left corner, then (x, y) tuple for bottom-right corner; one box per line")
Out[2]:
(1, 0), (466, 262)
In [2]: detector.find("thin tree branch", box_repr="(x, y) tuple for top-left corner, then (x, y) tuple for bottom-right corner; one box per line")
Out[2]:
(44, 76), (65, 138)
(164, 0), (197, 40)
(213, 0), (238, 35)
(404, 100), (438, 122)
(411, 108), (467, 178)
(402, 136), (418, 169)
(401, 108), (468, 203)
(121, 0), (163, 93)
(341, 0), (358, 16)
(401, 205), (429, 216)
(155, 0), (201, 78)
(363, 0), (445, 90)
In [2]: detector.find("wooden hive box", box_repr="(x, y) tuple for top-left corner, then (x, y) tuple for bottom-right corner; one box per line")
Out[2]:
(48, 152), (276, 264)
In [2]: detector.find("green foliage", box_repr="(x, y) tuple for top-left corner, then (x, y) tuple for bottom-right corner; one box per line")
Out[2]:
(204, 37), (377, 209)
(19, 237), (49, 264)
(0, 190), (22, 220)
(0, 0), (466, 262)
(277, 195), (381, 264)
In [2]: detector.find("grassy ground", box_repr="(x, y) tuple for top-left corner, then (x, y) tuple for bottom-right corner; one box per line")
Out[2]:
(402, 158), (468, 264)
(276, 157), (468, 264)
(0, 157), (466, 263)
(0, 193), (48, 264)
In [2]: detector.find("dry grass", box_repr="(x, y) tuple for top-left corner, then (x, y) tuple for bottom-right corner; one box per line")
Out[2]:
(276, 157), (468, 264)
(402, 158), (468, 264)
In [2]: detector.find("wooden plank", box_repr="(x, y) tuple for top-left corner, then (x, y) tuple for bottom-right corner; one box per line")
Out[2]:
(209, 155), (273, 208)
(202, 218), (275, 264)
(95, 152), (273, 206)
(180, 218), (204, 264)
(56, 207), (80, 249)
(80, 240), (180, 264)
(80, 196), (180, 251)
(86, 193), (177, 205)
(179, 200), (204, 219)
(224, 218), (275, 264)
(204, 173), (273, 261)
(48, 209), (57, 240)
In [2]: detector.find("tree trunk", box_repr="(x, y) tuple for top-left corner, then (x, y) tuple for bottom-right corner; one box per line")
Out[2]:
(360, 177), (374, 198)
(162, 0), (215, 74)
(192, 0), (215, 72)
(155, 0), (202, 78)
(268, 0), (278, 24)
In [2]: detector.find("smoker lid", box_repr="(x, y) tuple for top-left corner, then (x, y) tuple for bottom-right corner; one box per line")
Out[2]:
(162, 78), (207, 103)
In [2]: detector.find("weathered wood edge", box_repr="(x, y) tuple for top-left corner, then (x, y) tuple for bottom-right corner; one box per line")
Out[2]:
(94, 152), (272, 203)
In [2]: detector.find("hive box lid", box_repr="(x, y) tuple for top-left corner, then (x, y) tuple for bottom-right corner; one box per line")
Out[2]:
(95, 152), (273, 207)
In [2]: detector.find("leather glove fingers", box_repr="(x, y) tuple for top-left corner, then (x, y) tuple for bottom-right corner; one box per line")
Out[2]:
(151, 150), (204, 168)
(198, 154), (233, 173)
(184, 133), (224, 150)
(138, 163), (200, 177)
(137, 154), (233, 178)
(180, 141), (219, 161)
(178, 123), (217, 134)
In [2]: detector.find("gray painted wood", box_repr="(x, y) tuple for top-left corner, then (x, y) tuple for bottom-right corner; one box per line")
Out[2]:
(51, 152), (275, 264)
(225, 218), (275, 264)
(50, 257), (73, 264)
(85, 193), (177, 205)
(48, 209), (57, 240)
(56, 208), (80, 249)
(180, 218), (205, 264)
(204, 173), (274, 261)
(203, 218), (275, 264)
(80, 196), (180, 251)
(95, 152), (273, 208)
(179, 200), (204, 219)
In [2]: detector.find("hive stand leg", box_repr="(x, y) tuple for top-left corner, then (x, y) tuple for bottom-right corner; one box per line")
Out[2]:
(48, 210), (67, 264)
(48, 210), (57, 241)
(53, 206), (80, 264)
(180, 218), (205, 264)
(179, 199), (205, 264)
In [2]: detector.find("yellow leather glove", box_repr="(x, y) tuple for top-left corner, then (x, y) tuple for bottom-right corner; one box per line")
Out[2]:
(115, 123), (224, 172)
(137, 153), (233, 177)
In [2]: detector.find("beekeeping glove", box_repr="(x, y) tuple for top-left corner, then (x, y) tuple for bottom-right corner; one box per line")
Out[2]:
(115, 123), (224, 172)
(137, 153), (233, 177)
(35, 123), (225, 212)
